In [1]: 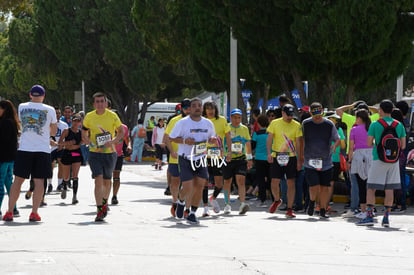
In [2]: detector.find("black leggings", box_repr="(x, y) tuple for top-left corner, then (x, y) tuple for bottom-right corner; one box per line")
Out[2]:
(254, 160), (271, 202)
(355, 174), (367, 204)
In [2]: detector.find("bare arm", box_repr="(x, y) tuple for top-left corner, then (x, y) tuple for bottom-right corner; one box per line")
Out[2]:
(266, 133), (274, 163)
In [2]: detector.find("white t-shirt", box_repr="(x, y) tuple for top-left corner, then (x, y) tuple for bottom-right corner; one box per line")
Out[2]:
(169, 116), (216, 160)
(51, 120), (69, 151)
(18, 101), (57, 153)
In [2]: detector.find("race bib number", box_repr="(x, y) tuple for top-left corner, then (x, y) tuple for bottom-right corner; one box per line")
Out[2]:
(231, 142), (243, 154)
(207, 147), (221, 158)
(195, 142), (207, 155)
(309, 159), (323, 170)
(96, 132), (112, 148)
(276, 153), (289, 166)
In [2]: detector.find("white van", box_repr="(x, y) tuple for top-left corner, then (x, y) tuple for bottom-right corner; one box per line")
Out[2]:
(138, 102), (178, 125)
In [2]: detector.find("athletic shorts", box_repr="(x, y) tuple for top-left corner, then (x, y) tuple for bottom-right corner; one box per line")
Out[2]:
(178, 156), (209, 182)
(51, 148), (63, 161)
(61, 150), (83, 165)
(332, 162), (340, 181)
(14, 151), (52, 179)
(168, 163), (180, 177)
(88, 152), (117, 179)
(207, 158), (223, 177)
(367, 160), (401, 190)
(270, 156), (297, 179)
(305, 167), (333, 187)
(114, 156), (124, 171)
(223, 159), (247, 180)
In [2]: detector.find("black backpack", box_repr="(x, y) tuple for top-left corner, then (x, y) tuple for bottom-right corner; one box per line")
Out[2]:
(377, 118), (401, 163)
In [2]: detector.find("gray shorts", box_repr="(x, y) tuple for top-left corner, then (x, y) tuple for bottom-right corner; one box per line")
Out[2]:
(367, 160), (401, 190)
(178, 156), (208, 182)
(89, 152), (117, 179)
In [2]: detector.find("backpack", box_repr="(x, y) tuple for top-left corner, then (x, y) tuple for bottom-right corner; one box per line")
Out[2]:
(137, 127), (146, 138)
(377, 118), (401, 163)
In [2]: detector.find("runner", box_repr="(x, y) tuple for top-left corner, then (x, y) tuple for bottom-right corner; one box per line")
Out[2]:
(151, 118), (166, 170)
(169, 97), (216, 224)
(202, 101), (231, 215)
(163, 99), (191, 217)
(111, 110), (130, 205)
(302, 102), (340, 219)
(81, 92), (124, 222)
(222, 108), (253, 215)
(357, 99), (406, 227)
(58, 113), (83, 204)
(3, 84), (57, 222)
(267, 104), (303, 218)
(0, 100), (21, 218)
(50, 106), (68, 192)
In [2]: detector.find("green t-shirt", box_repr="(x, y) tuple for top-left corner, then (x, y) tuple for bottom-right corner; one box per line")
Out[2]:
(367, 116), (406, 160)
(332, 127), (345, 162)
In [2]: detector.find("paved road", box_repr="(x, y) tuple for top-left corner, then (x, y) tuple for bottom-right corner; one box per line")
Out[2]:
(1, 163), (414, 275)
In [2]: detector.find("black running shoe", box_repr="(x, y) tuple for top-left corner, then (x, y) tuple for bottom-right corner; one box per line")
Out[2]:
(111, 196), (119, 205)
(319, 208), (329, 219)
(308, 201), (315, 216)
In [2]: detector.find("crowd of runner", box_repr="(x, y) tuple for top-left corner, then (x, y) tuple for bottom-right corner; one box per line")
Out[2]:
(0, 86), (412, 227)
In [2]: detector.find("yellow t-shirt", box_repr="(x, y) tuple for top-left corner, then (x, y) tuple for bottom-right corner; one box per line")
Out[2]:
(83, 109), (122, 154)
(208, 115), (230, 146)
(267, 118), (302, 157)
(165, 114), (183, 164)
(225, 123), (251, 159)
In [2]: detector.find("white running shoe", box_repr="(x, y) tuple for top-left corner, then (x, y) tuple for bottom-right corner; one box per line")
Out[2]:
(342, 209), (356, 218)
(210, 197), (221, 213)
(239, 202), (250, 215)
(224, 204), (231, 214)
(202, 206), (210, 217)
(355, 212), (367, 219)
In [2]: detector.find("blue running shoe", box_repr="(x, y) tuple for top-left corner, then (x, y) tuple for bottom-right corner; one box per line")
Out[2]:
(186, 213), (199, 225)
(381, 216), (389, 227)
(175, 201), (185, 219)
(356, 216), (374, 226)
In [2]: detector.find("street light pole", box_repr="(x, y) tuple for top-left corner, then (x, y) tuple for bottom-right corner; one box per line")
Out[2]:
(230, 28), (238, 110)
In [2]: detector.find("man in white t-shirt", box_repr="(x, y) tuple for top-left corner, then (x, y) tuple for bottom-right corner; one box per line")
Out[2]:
(3, 85), (57, 222)
(169, 97), (216, 224)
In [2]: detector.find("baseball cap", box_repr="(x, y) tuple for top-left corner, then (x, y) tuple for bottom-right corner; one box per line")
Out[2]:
(30, 85), (45, 97)
(230, 108), (242, 116)
(72, 114), (82, 121)
(325, 111), (340, 120)
(181, 98), (191, 109)
(299, 105), (309, 113)
(175, 103), (181, 111)
(282, 104), (295, 116)
(353, 100), (369, 111)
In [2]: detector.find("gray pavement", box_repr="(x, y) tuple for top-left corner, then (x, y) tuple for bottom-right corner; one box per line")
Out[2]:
(1, 162), (414, 275)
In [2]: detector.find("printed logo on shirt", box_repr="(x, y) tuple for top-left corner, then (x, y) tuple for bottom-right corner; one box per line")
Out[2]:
(20, 108), (48, 135)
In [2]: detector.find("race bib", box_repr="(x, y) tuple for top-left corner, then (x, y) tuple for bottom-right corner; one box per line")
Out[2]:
(231, 142), (243, 154)
(276, 153), (289, 166)
(309, 159), (323, 170)
(194, 142), (207, 155)
(71, 151), (81, 157)
(96, 132), (112, 148)
(207, 147), (221, 158)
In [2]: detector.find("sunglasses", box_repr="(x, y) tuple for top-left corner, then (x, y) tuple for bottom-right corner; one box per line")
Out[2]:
(310, 108), (323, 116)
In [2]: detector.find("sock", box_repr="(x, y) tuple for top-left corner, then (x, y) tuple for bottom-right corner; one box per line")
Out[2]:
(47, 178), (52, 185)
(58, 178), (63, 185)
(213, 187), (222, 198)
(102, 198), (108, 206)
(62, 180), (69, 190)
(97, 205), (103, 211)
(384, 206), (391, 218)
(203, 187), (208, 204)
(191, 206), (198, 213)
(72, 178), (78, 195)
(224, 190), (229, 204)
(367, 204), (373, 218)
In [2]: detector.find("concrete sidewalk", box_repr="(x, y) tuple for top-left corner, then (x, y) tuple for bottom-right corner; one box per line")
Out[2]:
(1, 163), (414, 275)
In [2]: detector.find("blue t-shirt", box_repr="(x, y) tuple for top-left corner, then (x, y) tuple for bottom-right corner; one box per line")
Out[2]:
(252, 129), (268, 161)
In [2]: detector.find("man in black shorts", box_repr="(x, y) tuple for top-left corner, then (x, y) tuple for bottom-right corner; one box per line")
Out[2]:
(301, 102), (340, 219)
(3, 85), (57, 222)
